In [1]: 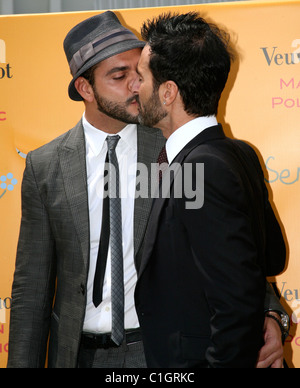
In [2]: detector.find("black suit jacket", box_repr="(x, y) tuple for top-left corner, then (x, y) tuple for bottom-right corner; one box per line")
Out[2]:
(135, 124), (286, 368)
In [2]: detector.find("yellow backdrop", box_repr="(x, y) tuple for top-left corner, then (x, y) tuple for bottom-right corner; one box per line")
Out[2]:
(0, 0), (299, 368)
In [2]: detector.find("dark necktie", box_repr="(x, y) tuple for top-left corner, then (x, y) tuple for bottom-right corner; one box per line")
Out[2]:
(93, 135), (124, 346)
(157, 145), (169, 181)
(93, 153), (110, 308)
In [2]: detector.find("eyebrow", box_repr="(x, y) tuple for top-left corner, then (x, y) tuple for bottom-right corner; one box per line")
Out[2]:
(106, 66), (129, 76)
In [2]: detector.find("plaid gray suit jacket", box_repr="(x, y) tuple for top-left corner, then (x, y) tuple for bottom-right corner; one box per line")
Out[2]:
(7, 121), (165, 368)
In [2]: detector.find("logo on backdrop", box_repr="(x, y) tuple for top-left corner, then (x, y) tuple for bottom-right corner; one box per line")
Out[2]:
(260, 39), (300, 66)
(265, 156), (300, 185)
(0, 298), (11, 324)
(0, 39), (12, 122)
(16, 148), (27, 159)
(0, 173), (18, 200)
(0, 39), (6, 63)
(0, 39), (13, 79)
(260, 39), (300, 110)
(0, 111), (6, 121)
(270, 281), (300, 347)
(0, 309), (5, 324)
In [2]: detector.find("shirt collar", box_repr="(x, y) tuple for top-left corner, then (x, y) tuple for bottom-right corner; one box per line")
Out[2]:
(82, 113), (137, 156)
(166, 116), (218, 164)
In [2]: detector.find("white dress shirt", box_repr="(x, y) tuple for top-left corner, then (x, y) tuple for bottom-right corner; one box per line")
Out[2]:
(166, 116), (218, 164)
(82, 114), (139, 334)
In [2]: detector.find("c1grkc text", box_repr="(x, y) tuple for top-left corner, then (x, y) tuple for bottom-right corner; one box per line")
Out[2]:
(105, 372), (195, 385)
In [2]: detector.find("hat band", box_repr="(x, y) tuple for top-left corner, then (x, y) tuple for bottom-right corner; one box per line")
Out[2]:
(69, 28), (139, 76)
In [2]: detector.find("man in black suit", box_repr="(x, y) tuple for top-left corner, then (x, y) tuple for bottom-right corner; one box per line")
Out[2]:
(134, 13), (287, 368)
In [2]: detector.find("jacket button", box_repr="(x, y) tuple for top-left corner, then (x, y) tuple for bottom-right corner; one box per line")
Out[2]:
(80, 283), (85, 295)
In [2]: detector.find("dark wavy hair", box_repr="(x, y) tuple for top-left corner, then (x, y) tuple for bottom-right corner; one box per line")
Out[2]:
(141, 12), (234, 116)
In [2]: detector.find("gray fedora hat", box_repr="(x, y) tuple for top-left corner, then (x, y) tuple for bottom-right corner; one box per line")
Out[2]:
(64, 11), (145, 101)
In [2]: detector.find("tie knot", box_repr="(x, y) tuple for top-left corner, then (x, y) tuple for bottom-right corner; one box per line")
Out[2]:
(157, 145), (169, 165)
(106, 135), (120, 151)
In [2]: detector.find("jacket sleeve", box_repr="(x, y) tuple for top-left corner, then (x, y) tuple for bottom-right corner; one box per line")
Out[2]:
(7, 152), (56, 368)
(238, 141), (286, 277)
(265, 281), (288, 316)
(179, 153), (266, 368)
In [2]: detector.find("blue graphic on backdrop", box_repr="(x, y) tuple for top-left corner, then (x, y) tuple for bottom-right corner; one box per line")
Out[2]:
(0, 173), (18, 199)
(16, 148), (27, 159)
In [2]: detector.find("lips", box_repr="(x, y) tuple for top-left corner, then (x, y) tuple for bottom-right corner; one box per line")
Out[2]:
(134, 96), (141, 109)
(127, 96), (141, 107)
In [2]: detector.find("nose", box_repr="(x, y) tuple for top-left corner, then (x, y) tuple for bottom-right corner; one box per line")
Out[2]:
(130, 74), (141, 94)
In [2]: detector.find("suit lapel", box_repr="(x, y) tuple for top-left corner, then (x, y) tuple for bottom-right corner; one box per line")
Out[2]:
(58, 122), (164, 273)
(138, 124), (225, 277)
(59, 121), (90, 270)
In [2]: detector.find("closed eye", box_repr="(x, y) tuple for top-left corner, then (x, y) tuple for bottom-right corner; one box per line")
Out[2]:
(113, 75), (126, 80)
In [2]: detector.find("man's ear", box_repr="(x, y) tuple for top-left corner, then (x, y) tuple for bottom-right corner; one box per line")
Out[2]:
(160, 80), (179, 106)
(74, 77), (94, 102)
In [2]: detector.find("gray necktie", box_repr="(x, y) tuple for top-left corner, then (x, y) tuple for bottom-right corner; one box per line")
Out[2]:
(106, 135), (124, 346)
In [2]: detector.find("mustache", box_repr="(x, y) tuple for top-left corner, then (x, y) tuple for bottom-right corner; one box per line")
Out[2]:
(127, 95), (139, 105)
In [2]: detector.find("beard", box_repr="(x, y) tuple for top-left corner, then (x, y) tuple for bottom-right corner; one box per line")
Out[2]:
(137, 87), (167, 128)
(93, 86), (139, 125)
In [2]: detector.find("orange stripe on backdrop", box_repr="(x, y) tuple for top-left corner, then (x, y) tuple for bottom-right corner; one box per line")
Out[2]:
(0, 0), (300, 367)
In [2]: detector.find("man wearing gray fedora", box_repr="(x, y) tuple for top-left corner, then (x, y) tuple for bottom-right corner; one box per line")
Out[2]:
(8, 11), (162, 368)
(7, 11), (288, 368)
